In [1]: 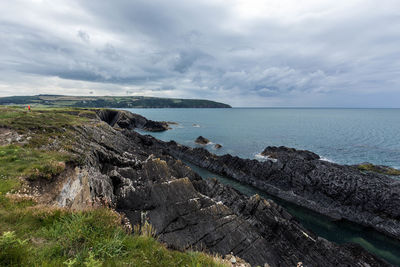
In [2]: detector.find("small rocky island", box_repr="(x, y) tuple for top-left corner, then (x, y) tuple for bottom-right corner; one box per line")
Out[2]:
(214, 143), (222, 149)
(0, 108), (395, 266)
(195, 135), (210, 144)
(195, 136), (222, 149)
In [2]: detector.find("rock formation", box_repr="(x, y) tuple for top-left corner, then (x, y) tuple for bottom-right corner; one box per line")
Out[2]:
(32, 110), (391, 266)
(161, 142), (400, 241)
(195, 136), (210, 145)
(96, 109), (169, 132)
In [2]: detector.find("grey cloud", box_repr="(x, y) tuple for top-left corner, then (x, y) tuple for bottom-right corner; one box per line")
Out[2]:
(0, 0), (399, 106)
(173, 50), (212, 73)
(77, 30), (90, 43)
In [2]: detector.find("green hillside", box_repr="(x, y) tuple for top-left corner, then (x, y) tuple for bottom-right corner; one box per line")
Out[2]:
(0, 95), (231, 108)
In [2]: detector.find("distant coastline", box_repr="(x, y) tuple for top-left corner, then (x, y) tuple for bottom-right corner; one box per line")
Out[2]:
(0, 94), (231, 108)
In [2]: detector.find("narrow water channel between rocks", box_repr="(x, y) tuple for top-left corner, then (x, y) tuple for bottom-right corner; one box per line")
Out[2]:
(184, 162), (400, 266)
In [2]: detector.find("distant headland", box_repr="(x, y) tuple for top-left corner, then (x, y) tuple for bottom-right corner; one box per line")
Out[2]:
(0, 94), (231, 108)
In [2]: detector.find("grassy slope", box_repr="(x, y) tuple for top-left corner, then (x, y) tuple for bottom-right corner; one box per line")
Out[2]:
(0, 95), (232, 108)
(0, 106), (226, 267)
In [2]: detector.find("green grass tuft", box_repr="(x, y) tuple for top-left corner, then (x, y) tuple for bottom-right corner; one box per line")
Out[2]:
(0, 207), (226, 266)
(357, 163), (400, 176)
(0, 231), (30, 266)
(0, 145), (69, 181)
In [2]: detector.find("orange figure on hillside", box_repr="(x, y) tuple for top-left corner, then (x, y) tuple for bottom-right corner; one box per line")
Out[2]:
(28, 105), (31, 111)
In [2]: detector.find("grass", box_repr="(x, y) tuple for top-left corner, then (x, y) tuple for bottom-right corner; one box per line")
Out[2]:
(0, 205), (226, 266)
(0, 106), (95, 151)
(357, 163), (400, 176)
(0, 145), (69, 180)
(0, 106), (91, 133)
(0, 106), (227, 267)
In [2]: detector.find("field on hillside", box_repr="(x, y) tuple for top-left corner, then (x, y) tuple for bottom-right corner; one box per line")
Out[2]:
(0, 95), (231, 108)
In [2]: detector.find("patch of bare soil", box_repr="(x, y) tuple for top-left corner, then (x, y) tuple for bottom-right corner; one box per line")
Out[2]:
(18, 164), (78, 205)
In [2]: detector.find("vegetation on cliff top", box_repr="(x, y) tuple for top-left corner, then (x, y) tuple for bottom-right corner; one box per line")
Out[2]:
(357, 163), (400, 176)
(0, 106), (227, 266)
(0, 94), (232, 108)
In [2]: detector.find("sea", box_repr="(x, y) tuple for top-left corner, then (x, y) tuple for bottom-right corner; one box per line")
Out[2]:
(124, 108), (400, 265)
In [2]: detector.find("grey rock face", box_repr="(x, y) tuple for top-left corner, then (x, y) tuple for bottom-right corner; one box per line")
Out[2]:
(161, 143), (400, 241)
(96, 109), (169, 132)
(53, 110), (392, 266)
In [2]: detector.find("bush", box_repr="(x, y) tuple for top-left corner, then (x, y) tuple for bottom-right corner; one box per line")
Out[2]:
(0, 231), (30, 266)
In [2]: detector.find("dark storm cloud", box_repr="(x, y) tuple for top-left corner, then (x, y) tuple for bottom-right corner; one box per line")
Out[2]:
(0, 0), (399, 107)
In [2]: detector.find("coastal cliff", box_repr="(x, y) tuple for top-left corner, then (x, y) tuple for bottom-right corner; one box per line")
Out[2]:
(0, 107), (392, 266)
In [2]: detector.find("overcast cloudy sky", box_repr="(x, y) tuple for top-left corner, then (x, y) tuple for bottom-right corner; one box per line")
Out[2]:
(0, 0), (399, 107)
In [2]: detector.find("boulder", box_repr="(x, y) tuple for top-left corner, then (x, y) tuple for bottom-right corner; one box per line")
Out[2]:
(195, 136), (210, 145)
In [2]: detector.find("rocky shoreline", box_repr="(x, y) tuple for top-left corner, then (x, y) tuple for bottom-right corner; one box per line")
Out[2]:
(35, 109), (394, 266)
(155, 139), (400, 241)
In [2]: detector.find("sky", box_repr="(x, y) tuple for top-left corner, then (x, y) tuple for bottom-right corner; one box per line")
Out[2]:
(0, 0), (399, 107)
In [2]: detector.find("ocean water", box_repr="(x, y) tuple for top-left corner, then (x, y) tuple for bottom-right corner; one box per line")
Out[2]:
(124, 108), (400, 265)
(125, 108), (400, 169)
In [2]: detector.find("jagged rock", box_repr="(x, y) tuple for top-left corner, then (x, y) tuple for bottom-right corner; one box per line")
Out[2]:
(161, 142), (400, 240)
(214, 144), (222, 149)
(96, 109), (168, 132)
(261, 146), (320, 161)
(34, 110), (391, 266)
(195, 136), (210, 145)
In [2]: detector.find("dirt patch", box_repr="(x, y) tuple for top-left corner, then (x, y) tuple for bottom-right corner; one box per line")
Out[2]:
(23, 163), (79, 205)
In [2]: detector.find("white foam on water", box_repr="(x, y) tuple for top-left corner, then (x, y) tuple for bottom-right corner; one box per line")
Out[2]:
(319, 156), (335, 163)
(255, 153), (277, 162)
(192, 124), (200, 128)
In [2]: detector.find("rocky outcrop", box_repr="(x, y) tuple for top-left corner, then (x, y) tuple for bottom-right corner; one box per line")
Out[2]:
(96, 109), (169, 132)
(36, 110), (391, 266)
(214, 144), (222, 149)
(195, 136), (210, 145)
(0, 127), (30, 145)
(160, 143), (400, 241)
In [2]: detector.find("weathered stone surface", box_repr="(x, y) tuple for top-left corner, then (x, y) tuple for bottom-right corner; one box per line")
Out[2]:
(96, 109), (169, 132)
(42, 110), (391, 266)
(0, 127), (27, 145)
(161, 142), (400, 240)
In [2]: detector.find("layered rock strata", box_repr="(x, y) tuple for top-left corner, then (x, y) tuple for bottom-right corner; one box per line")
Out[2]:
(36, 110), (392, 266)
(159, 141), (400, 241)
